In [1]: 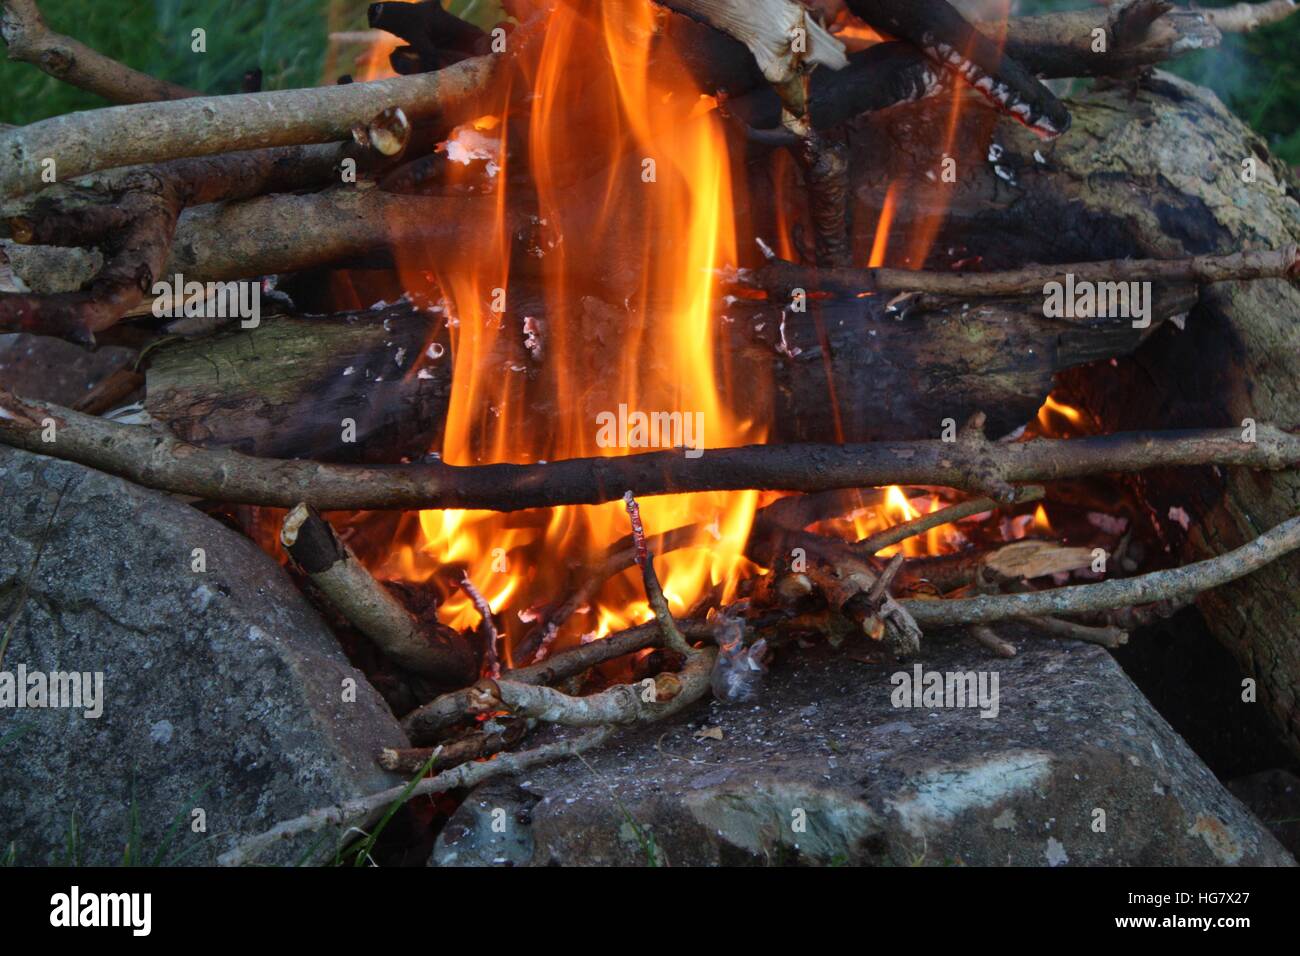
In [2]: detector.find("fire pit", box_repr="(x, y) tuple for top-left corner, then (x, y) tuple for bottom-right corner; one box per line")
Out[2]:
(1, 0), (1299, 869)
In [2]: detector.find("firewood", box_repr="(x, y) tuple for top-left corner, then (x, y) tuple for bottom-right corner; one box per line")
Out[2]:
(743, 247), (1300, 303)
(0, 0), (197, 103)
(402, 618), (718, 743)
(0, 53), (499, 200)
(902, 515), (1300, 627)
(143, 309), (449, 464)
(280, 503), (479, 683)
(4, 391), (1299, 512)
(0, 145), (357, 342)
(845, 0), (1070, 138)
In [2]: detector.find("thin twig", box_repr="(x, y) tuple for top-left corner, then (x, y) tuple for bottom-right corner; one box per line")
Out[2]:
(855, 486), (1044, 556)
(743, 247), (1300, 303)
(901, 515), (1300, 626)
(218, 726), (615, 866)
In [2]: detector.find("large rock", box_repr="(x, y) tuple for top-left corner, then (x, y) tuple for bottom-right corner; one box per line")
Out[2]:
(432, 635), (1295, 867)
(0, 447), (407, 865)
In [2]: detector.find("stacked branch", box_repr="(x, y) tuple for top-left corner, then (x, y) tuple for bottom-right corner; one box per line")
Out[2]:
(281, 504), (478, 683)
(4, 393), (1297, 512)
(1, 0), (197, 102)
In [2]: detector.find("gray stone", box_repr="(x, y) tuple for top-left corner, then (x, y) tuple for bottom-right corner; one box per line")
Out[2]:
(431, 635), (1295, 866)
(0, 447), (407, 865)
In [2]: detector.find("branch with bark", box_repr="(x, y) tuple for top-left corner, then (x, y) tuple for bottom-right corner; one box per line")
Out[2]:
(280, 503), (478, 683)
(2, 393), (1297, 511)
(0, 144), (355, 342)
(402, 618), (717, 743)
(900, 515), (1300, 626)
(218, 725), (615, 866)
(1, 0), (197, 103)
(0, 52), (497, 200)
(1203, 0), (1298, 34)
(742, 246), (1300, 304)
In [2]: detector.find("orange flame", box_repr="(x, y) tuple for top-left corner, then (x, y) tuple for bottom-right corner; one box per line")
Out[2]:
(364, 0), (764, 660)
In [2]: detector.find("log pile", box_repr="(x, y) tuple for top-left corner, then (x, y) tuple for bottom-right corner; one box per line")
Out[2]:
(2, 0), (1300, 864)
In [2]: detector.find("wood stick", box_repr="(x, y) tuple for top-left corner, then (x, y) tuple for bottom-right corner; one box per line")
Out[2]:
(992, 0), (1222, 79)
(745, 247), (1300, 303)
(377, 718), (529, 774)
(901, 515), (1300, 626)
(218, 726), (616, 866)
(0, 53), (497, 199)
(1, 0), (197, 103)
(1204, 1), (1298, 33)
(971, 624), (1016, 658)
(1023, 615), (1127, 649)
(401, 618), (717, 742)
(280, 503), (477, 683)
(854, 486), (1043, 556)
(3, 393), (1296, 512)
(469, 645), (717, 727)
(624, 491), (694, 656)
(1, 145), (352, 342)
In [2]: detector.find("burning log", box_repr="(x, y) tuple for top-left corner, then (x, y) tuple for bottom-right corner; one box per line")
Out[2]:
(4, 391), (1299, 512)
(142, 309), (450, 463)
(280, 503), (479, 683)
(843, 0), (1070, 138)
(0, 0), (197, 102)
(369, 0), (490, 73)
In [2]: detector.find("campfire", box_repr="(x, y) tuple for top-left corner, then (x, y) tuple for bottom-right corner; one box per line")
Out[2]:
(2, 0), (1299, 867)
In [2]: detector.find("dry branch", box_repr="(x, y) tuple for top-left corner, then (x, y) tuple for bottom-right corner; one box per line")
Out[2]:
(280, 503), (477, 683)
(377, 718), (528, 774)
(1204, 1), (1298, 33)
(661, 0), (847, 83)
(854, 486), (1043, 556)
(469, 645), (717, 728)
(0, 145), (352, 341)
(0, 53), (497, 199)
(901, 515), (1300, 626)
(994, 0), (1221, 79)
(1023, 615), (1127, 649)
(2, 392), (1298, 511)
(218, 726), (616, 866)
(744, 247), (1300, 303)
(1, 0), (197, 102)
(402, 618), (717, 742)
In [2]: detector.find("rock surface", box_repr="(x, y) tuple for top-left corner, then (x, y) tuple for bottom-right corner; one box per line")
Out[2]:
(432, 634), (1295, 867)
(0, 447), (407, 865)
